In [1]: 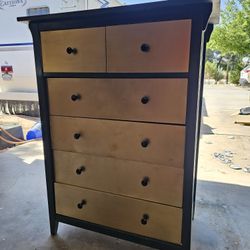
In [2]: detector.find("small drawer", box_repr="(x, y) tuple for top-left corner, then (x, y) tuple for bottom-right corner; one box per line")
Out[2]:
(55, 183), (182, 244)
(48, 78), (187, 124)
(107, 20), (191, 72)
(50, 116), (185, 167)
(54, 150), (184, 207)
(41, 27), (106, 72)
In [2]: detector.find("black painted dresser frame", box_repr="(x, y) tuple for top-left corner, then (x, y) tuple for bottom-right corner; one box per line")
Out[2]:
(18, 1), (213, 249)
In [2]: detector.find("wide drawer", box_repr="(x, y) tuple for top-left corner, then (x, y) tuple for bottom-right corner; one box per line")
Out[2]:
(50, 116), (185, 167)
(41, 27), (106, 72)
(107, 20), (191, 72)
(54, 150), (184, 207)
(48, 78), (187, 124)
(55, 183), (182, 244)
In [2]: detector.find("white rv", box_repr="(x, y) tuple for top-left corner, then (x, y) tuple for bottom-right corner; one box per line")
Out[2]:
(0, 0), (122, 115)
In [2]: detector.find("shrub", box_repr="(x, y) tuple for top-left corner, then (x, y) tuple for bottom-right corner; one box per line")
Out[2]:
(205, 61), (224, 83)
(229, 62), (243, 84)
(229, 69), (241, 84)
(214, 67), (224, 83)
(205, 61), (216, 79)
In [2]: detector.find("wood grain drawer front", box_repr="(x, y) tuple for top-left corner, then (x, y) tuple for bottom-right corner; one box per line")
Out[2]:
(50, 116), (185, 167)
(41, 28), (106, 72)
(55, 183), (182, 244)
(48, 78), (187, 124)
(54, 151), (184, 207)
(107, 20), (191, 72)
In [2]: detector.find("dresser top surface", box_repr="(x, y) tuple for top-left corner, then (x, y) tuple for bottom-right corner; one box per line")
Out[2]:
(17, 0), (219, 26)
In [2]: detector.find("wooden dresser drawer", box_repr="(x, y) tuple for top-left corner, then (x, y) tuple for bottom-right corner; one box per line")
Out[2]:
(41, 27), (106, 72)
(55, 183), (182, 244)
(48, 78), (187, 124)
(54, 150), (184, 207)
(50, 116), (185, 167)
(107, 20), (191, 72)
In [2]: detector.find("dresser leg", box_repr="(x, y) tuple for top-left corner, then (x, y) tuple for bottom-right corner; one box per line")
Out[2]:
(50, 220), (59, 236)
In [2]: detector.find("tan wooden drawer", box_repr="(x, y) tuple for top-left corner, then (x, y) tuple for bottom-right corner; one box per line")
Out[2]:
(54, 150), (184, 207)
(50, 116), (185, 167)
(41, 28), (106, 72)
(107, 20), (191, 72)
(48, 78), (187, 124)
(55, 183), (182, 244)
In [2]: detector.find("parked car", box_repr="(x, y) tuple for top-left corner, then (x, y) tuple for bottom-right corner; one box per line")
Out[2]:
(240, 65), (250, 85)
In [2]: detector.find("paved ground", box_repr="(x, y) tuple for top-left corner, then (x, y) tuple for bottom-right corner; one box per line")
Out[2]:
(192, 84), (250, 250)
(0, 84), (249, 250)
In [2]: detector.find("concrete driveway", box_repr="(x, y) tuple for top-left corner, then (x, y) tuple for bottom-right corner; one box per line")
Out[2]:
(0, 84), (249, 250)
(192, 84), (250, 250)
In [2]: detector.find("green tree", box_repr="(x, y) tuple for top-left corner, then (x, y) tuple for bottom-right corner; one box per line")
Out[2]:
(207, 0), (250, 84)
(208, 0), (250, 56)
(206, 48), (215, 62)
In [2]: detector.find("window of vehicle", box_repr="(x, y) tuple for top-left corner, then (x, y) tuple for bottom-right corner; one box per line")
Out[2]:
(27, 6), (50, 16)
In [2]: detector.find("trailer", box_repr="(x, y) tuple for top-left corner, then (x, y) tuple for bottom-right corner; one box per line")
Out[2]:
(0, 0), (122, 116)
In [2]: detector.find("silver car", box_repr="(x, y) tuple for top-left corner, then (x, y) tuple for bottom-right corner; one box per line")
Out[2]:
(240, 65), (250, 85)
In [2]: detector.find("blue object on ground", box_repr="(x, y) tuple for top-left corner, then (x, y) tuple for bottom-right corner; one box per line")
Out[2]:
(26, 122), (42, 140)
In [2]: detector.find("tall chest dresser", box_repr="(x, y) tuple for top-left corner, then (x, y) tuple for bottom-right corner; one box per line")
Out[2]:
(18, 1), (217, 249)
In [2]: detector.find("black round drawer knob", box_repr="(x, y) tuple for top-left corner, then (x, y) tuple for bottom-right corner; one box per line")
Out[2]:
(141, 96), (150, 104)
(141, 176), (150, 187)
(74, 133), (81, 140)
(66, 47), (77, 54)
(76, 166), (86, 175)
(141, 214), (149, 225)
(71, 94), (81, 101)
(77, 199), (87, 209)
(140, 43), (150, 52)
(141, 138), (150, 148)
